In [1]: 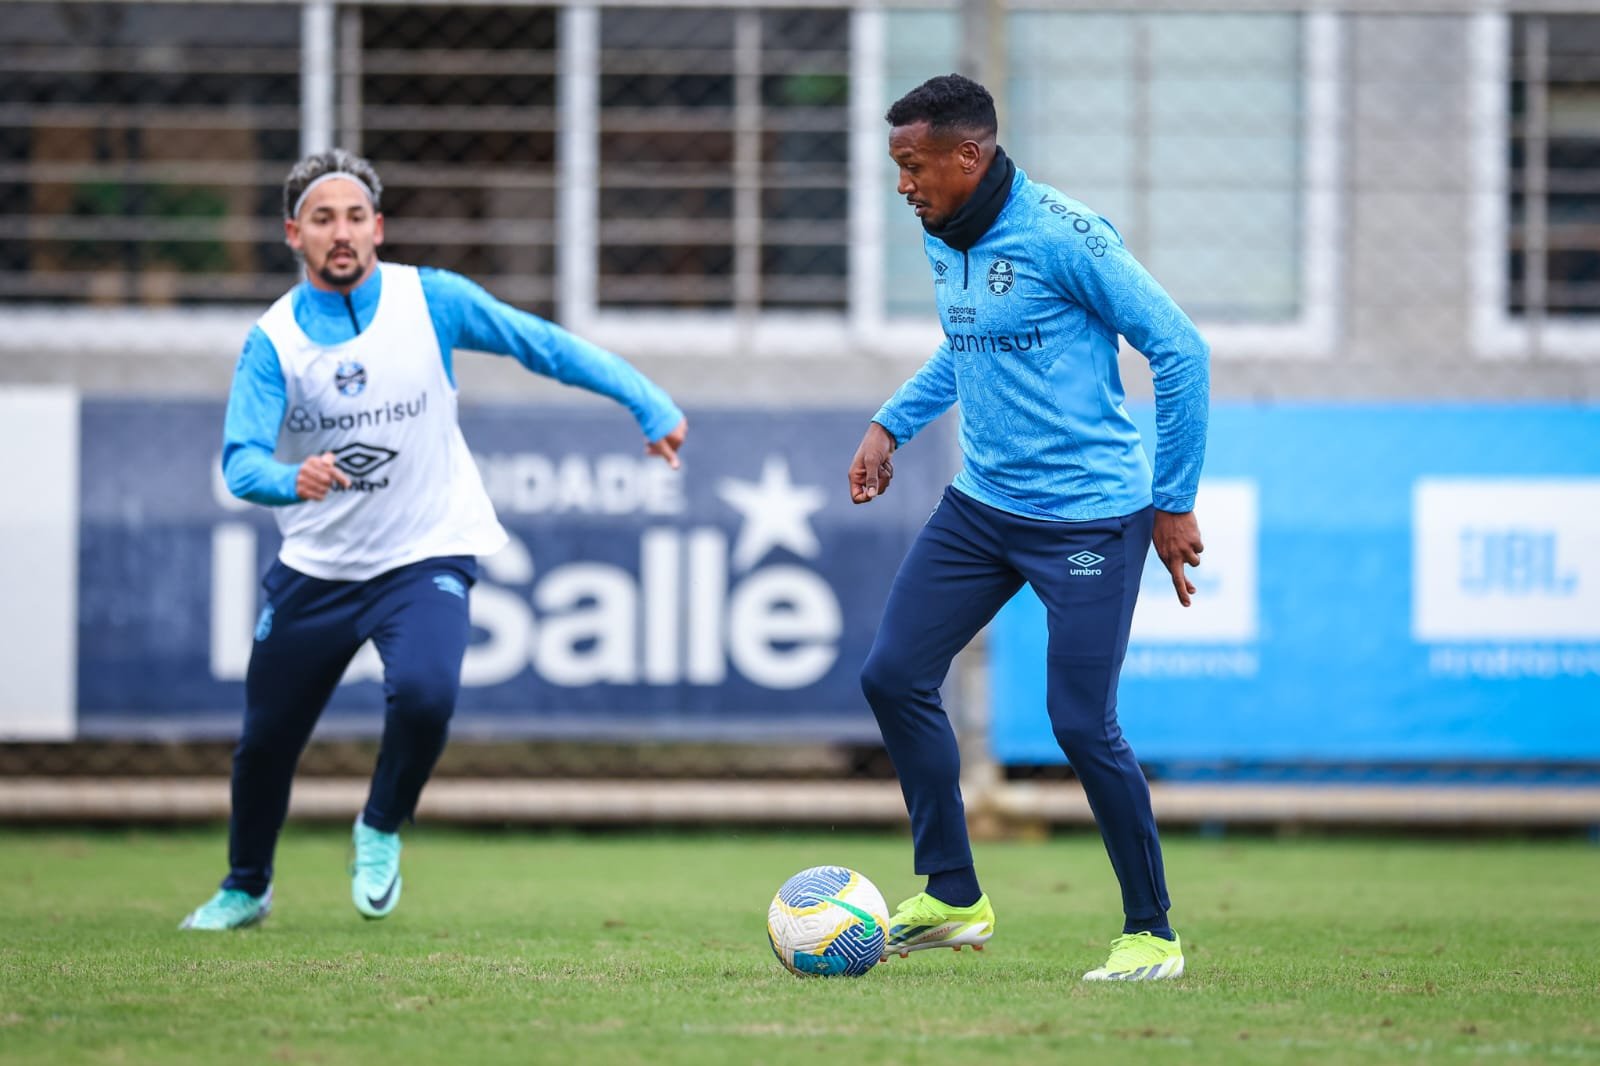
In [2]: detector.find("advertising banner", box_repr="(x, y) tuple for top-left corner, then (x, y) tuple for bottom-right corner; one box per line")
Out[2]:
(989, 405), (1600, 765)
(76, 401), (953, 741)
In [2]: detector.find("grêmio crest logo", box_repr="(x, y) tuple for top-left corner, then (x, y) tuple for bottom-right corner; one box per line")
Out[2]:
(987, 259), (1015, 296)
(285, 391), (428, 434)
(336, 361), (367, 397)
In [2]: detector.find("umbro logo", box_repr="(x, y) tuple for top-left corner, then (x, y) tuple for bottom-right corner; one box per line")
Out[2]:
(1068, 550), (1105, 576)
(332, 442), (397, 477)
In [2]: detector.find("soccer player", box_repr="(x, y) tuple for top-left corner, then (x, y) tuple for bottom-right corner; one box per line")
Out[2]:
(848, 74), (1209, 980)
(180, 149), (687, 930)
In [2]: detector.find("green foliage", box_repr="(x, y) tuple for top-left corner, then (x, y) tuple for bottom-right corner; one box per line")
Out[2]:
(65, 182), (231, 273)
(1, 829), (1596, 1065)
(777, 74), (848, 107)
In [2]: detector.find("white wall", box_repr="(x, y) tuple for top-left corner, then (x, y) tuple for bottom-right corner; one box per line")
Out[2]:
(0, 387), (78, 739)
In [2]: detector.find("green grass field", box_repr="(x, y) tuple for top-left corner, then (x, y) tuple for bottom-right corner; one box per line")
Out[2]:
(1, 827), (1596, 1065)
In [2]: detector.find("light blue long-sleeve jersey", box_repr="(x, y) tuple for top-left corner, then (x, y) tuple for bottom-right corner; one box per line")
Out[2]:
(223, 265), (684, 506)
(874, 167), (1210, 520)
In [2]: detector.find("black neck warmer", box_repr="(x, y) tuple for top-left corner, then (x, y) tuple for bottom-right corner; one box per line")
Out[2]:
(923, 145), (1016, 252)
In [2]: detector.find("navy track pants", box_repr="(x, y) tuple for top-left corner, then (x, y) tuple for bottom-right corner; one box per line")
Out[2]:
(222, 555), (476, 896)
(860, 487), (1170, 930)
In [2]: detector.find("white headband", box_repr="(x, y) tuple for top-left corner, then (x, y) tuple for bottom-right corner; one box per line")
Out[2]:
(290, 172), (376, 220)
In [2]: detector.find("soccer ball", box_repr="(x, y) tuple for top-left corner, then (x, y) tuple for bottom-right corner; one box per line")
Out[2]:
(767, 865), (888, 977)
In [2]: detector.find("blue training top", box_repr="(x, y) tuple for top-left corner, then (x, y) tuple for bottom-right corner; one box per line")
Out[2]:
(873, 166), (1210, 520)
(223, 265), (684, 506)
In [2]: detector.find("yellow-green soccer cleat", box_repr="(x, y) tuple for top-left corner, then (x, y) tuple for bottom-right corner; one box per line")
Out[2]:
(1082, 931), (1185, 981)
(179, 887), (272, 930)
(881, 891), (995, 959)
(351, 817), (403, 920)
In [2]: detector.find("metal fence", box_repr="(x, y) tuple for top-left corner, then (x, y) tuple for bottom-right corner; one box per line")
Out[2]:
(3, 0), (1600, 390)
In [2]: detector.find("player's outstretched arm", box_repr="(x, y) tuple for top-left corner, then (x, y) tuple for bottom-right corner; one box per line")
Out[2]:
(848, 421), (897, 504)
(419, 268), (683, 445)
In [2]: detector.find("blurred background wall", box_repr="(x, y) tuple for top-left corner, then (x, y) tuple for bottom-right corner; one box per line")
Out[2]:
(1, 0), (1597, 826)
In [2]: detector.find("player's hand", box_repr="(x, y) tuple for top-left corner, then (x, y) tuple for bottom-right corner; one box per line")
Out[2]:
(848, 422), (897, 504)
(296, 451), (351, 501)
(1153, 508), (1204, 607)
(646, 417), (688, 470)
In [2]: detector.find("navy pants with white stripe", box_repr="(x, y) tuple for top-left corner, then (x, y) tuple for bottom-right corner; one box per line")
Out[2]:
(860, 487), (1171, 932)
(222, 555), (476, 897)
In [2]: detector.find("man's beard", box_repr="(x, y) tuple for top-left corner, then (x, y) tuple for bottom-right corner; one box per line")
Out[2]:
(316, 248), (367, 288)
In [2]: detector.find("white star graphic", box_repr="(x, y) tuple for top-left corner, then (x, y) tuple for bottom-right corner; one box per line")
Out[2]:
(717, 456), (826, 572)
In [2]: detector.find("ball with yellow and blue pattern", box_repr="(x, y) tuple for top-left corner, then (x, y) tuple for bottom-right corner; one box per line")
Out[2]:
(767, 865), (888, 977)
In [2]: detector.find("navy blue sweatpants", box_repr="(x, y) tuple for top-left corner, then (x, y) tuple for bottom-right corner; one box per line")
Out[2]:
(860, 487), (1170, 931)
(222, 555), (477, 896)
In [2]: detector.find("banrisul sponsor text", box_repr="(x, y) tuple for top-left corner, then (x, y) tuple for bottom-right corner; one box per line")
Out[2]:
(945, 326), (1045, 353)
(286, 392), (428, 433)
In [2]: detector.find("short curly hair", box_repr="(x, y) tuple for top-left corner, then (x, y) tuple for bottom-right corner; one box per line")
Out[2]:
(885, 74), (997, 140)
(282, 148), (383, 220)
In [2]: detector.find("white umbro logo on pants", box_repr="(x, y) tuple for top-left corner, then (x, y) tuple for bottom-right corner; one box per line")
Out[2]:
(1068, 551), (1105, 576)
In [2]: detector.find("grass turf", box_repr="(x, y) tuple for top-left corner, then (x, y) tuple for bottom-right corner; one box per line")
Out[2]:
(1, 827), (1596, 1065)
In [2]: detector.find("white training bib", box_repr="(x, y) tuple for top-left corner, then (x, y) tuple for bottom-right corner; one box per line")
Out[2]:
(256, 262), (507, 580)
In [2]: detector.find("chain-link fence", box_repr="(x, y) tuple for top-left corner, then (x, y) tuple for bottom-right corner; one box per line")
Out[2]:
(3, 0), (1600, 390)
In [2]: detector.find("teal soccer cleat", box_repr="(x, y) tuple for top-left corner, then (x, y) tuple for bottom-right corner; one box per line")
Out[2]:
(351, 817), (403, 919)
(179, 887), (272, 930)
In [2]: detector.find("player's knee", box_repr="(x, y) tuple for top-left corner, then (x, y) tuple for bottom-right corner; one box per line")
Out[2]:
(233, 724), (300, 765)
(386, 671), (458, 726)
(1050, 719), (1098, 759)
(1050, 713), (1124, 761)
(859, 649), (913, 709)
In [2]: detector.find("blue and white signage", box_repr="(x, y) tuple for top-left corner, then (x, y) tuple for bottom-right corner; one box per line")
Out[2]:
(990, 405), (1600, 765)
(76, 401), (951, 741)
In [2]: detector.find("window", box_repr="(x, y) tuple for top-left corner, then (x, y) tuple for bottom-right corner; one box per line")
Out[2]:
(0, 0), (1334, 358)
(1508, 14), (1600, 320)
(356, 5), (560, 318)
(879, 9), (1337, 355)
(880, 12), (957, 320)
(595, 7), (850, 312)
(1009, 13), (1303, 323)
(0, 2), (300, 307)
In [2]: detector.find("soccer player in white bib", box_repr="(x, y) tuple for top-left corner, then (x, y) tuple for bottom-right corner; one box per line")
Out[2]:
(181, 149), (687, 930)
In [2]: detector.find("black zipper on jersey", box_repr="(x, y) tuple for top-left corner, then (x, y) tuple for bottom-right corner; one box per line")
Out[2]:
(962, 251), (969, 290)
(342, 292), (361, 336)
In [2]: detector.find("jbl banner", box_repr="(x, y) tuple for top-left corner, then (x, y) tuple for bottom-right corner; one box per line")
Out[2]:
(989, 405), (1600, 765)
